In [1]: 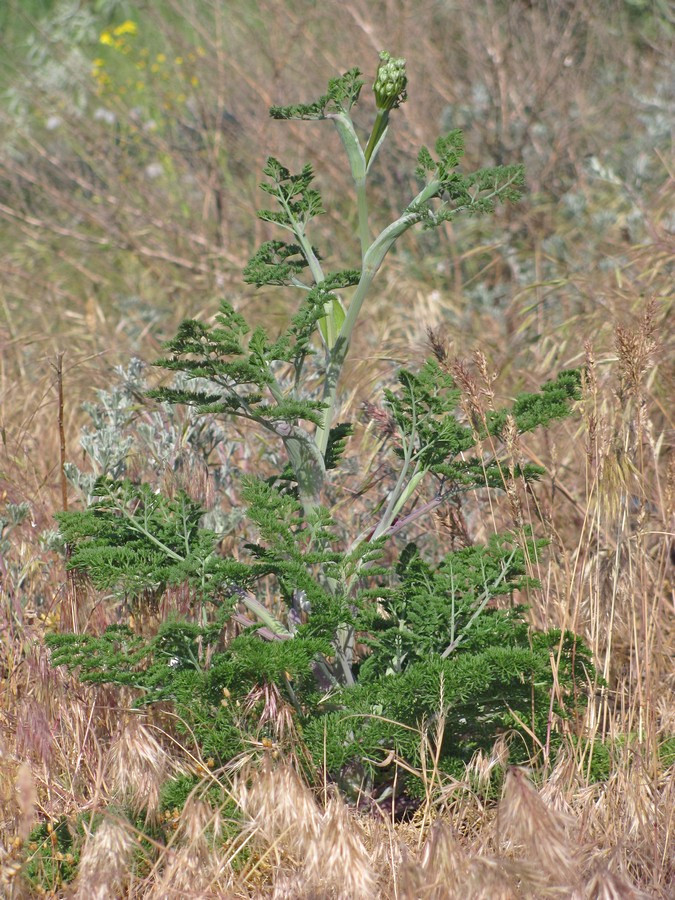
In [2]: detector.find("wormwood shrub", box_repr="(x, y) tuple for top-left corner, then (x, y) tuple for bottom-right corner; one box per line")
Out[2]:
(47, 53), (592, 811)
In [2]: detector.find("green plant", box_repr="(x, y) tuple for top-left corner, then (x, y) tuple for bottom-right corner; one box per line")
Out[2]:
(24, 816), (81, 893)
(47, 53), (592, 809)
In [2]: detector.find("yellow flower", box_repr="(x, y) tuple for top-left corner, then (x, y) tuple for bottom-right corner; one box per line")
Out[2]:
(93, 58), (105, 68)
(99, 30), (114, 46)
(190, 76), (199, 87)
(156, 52), (166, 63)
(113, 20), (137, 37)
(174, 56), (183, 65)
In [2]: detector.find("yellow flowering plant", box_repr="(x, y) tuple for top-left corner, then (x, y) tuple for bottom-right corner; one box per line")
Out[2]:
(91, 19), (201, 111)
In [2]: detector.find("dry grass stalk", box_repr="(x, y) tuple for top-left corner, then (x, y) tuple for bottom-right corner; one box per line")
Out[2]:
(572, 866), (646, 900)
(0, 756), (36, 897)
(14, 764), (36, 845)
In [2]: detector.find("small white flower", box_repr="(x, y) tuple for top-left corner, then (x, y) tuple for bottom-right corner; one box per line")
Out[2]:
(45, 115), (62, 131)
(145, 162), (164, 179)
(93, 107), (116, 125)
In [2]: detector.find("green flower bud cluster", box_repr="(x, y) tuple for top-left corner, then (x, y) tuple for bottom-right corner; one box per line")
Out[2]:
(373, 50), (407, 111)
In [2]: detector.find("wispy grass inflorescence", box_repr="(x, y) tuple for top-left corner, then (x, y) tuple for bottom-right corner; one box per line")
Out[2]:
(75, 817), (134, 900)
(105, 716), (170, 822)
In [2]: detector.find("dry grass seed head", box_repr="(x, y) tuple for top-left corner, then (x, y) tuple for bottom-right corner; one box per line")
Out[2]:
(462, 856), (520, 900)
(15, 697), (54, 768)
(176, 795), (221, 847)
(400, 821), (519, 900)
(614, 299), (659, 402)
(449, 357), (484, 432)
(75, 816), (134, 900)
(268, 871), (310, 899)
(149, 797), (232, 899)
(242, 680), (296, 743)
(237, 759), (322, 857)
(500, 767), (578, 891)
(538, 748), (582, 818)
(467, 734), (510, 796)
(303, 792), (377, 900)
(572, 866), (647, 900)
(427, 325), (451, 366)
(148, 846), (231, 899)
(105, 716), (168, 821)
(417, 820), (469, 892)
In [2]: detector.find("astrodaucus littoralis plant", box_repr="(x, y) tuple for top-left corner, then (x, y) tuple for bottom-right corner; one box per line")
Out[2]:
(48, 52), (592, 811)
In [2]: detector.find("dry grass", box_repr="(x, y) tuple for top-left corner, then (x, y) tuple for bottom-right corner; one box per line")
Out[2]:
(0, 0), (673, 896)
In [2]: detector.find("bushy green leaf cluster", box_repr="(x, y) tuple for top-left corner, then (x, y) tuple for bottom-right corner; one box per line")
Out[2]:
(56, 478), (242, 605)
(48, 483), (593, 799)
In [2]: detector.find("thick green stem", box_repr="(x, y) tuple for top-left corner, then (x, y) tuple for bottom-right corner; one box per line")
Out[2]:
(335, 629), (356, 686)
(279, 193), (342, 348)
(355, 176), (370, 257)
(364, 108), (389, 169)
(240, 591), (292, 638)
(332, 113), (366, 182)
(281, 427), (326, 516)
(314, 200), (428, 455)
(278, 194), (324, 285)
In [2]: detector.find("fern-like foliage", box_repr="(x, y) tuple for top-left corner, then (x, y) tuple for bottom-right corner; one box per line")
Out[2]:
(384, 360), (581, 490)
(269, 68), (364, 119)
(358, 533), (542, 678)
(411, 130), (525, 227)
(48, 524), (594, 801)
(56, 478), (239, 603)
(149, 299), (327, 430)
(256, 158), (325, 229)
(303, 626), (592, 799)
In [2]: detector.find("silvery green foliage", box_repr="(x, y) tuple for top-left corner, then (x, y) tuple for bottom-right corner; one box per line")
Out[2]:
(4, 1), (98, 124)
(0, 502), (32, 550)
(0, 502), (35, 600)
(64, 359), (144, 499)
(64, 359), (242, 534)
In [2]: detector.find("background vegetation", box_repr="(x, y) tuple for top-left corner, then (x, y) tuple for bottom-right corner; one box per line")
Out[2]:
(0, 0), (672, 896)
